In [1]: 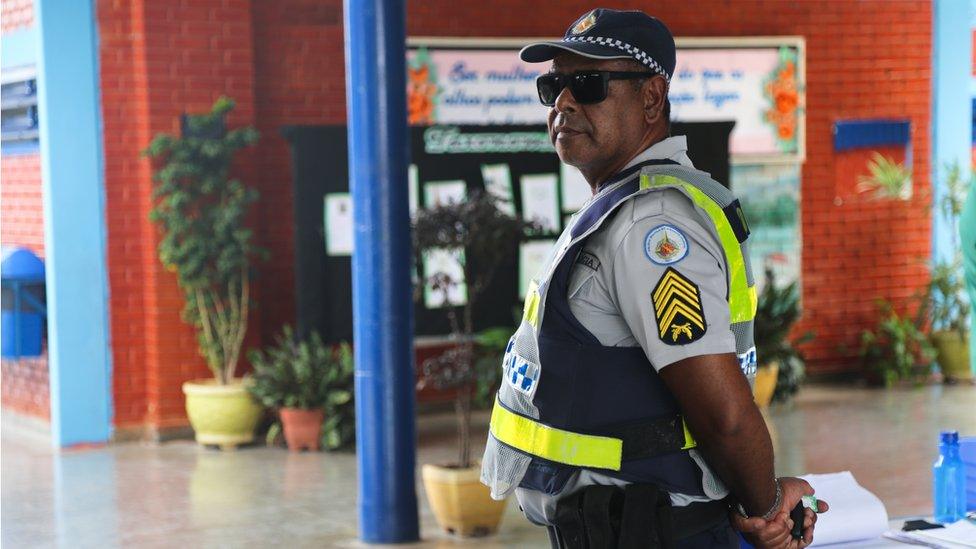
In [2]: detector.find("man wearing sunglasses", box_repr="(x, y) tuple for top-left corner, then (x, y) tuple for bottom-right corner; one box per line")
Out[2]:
(480, 8), (827, 549)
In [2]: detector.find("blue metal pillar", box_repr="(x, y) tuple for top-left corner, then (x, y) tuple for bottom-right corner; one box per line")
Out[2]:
(932, 0), (973, 263)
(35, 0), (113, 447)
(343, 0), (420, 543)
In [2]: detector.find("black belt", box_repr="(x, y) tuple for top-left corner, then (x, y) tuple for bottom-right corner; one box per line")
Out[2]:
(601, 414), (691, 461)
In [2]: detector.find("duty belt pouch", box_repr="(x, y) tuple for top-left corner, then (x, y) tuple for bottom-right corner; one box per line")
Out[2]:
(618, 484), (674, 549)
(550, 484), (674, 549)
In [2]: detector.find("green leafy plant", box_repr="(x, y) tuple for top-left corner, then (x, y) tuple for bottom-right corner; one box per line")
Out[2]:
(247, 326), (355, 450)
(413, 190), (537, 468)
(921, 260), (971, 338)
(939, 162), (976, 250)
(857, 152), (912, 201)
(753, 268), (813, 402)
(939, 162), (972, 228)
(144, 97), (263, 384)
(859, 300), (936, 387)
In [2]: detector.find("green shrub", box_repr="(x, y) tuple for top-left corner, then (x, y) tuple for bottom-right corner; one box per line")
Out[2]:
(859, 301), (936, 387)
(247, 326), (355, 450)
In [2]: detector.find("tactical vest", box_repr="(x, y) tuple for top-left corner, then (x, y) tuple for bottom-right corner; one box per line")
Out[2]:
(480, 160), (758, 500)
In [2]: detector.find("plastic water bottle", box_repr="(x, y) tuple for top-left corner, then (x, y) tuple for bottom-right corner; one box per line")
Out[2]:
(933, 430), (966, 523)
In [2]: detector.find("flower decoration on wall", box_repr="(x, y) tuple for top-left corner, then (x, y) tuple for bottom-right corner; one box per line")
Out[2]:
(407, 48), (439, 125)
(763, 47), (800, 152)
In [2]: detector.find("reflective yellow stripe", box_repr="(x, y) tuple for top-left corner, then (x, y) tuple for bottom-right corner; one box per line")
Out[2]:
(681, 419), (697, 450)
(490, 398), (623, 471)
(523, 281), (540, 328)
(640, 174), (758, 323)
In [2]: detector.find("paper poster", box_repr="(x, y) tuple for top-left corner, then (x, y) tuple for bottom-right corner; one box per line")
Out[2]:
(408, 164), (419, 216)
(520, 174), (560, 234)
(424, 180), (467, 208)
(423, 247), (467, 308)
(323, 193), (353, 256)
(519, 240), (556, 299)
(481, 163), (515, 215)
(560, 163), (592, 213)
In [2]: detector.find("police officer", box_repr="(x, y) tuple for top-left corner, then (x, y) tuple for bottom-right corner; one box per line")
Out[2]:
(480, 9), (828, 548)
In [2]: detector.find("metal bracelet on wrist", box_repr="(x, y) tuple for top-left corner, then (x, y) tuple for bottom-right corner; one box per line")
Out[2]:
(735, 478), (782, 520)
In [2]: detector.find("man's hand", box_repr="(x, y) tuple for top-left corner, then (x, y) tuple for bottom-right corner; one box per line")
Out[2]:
(780, 477), (829, 546)
(733, 511), (794, 549)
(732, 478), (830, 549)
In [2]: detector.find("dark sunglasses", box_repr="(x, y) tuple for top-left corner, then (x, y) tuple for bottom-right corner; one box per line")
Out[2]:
(536, 70), (655, 106)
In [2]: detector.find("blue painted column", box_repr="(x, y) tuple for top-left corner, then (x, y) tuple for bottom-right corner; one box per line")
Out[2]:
(343, 0), (420, 543)
(932, 0), (973, 263)
(35, 0), (113, 447)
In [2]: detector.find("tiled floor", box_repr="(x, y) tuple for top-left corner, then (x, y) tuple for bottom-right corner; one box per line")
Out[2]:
(2, 383), (974, 548)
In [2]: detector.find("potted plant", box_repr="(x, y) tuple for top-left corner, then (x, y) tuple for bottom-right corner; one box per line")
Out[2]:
(247, 326), (355, 452)
(859, 300), (936, 387)
(921, 163), (973, 382)
(923, 260), (972, 382)
(144, 97), (264, 449)
(412, 189), (535, 537)
(752, 268), (812, 407)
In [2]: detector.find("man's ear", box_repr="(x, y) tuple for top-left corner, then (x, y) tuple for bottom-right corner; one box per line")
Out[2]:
(643, 75), (668, 126)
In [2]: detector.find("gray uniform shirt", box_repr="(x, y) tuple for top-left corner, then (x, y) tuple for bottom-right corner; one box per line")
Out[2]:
(516, 136), (735, 525)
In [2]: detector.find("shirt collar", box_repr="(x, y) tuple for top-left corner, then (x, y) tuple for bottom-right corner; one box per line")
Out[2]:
(622, 135), (694, 170)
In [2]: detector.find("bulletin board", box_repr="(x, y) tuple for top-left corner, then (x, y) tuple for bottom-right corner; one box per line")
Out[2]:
(284, 122), (732, 343)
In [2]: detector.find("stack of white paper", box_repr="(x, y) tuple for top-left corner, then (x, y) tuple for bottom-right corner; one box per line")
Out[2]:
(886, 520), (976, 548)
(801, 471), (890, 547)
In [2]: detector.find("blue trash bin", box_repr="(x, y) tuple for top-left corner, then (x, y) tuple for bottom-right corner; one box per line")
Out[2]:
(1, 246), (46, 359)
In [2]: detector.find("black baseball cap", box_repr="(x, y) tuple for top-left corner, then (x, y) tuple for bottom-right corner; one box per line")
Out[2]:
(519, 8), (676, 82)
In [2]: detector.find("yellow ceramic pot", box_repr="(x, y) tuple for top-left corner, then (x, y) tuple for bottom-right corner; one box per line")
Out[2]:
(932, 331), (973, 381)
(753, 361), (780, 408)
(422, 463), (506, 537)
(182, 378), (263, 447)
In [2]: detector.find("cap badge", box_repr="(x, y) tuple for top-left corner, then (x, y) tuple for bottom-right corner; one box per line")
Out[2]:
(571, 11), (597, 35)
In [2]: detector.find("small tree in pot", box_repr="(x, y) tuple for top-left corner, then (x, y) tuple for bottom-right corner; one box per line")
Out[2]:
(922, 260), (972, 382)
(144, 97), (264, 448)
(921, 163), (973, 382)
(413, 189), (536, 537)
(247, 326), (355, 452)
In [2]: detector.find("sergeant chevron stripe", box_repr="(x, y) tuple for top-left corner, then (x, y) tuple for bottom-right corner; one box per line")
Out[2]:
(651, 267), (707, 345)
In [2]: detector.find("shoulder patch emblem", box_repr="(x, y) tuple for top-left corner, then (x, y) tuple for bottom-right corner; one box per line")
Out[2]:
(651, 267), (707, 345)
(644, 224), (689, 265)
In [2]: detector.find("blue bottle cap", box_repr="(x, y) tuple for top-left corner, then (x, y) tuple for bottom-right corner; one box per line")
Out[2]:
(940, 430), (959, 444)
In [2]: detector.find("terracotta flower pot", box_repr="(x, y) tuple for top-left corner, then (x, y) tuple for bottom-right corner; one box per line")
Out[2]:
(422, 463), (506, 537)
(279, 407), (324, 452)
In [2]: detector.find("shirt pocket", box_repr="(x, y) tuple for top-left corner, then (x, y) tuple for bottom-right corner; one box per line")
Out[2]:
(567, 264), (597, 301)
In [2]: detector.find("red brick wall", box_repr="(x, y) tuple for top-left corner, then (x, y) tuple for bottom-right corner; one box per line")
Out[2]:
(0, 154), (48, 419)
(1, 0), (48, 421)
(1, 153), (45, 256)
(1, 355), (50, 420)
(1, 0), (33, 33)
(97, 0), (259, 430)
